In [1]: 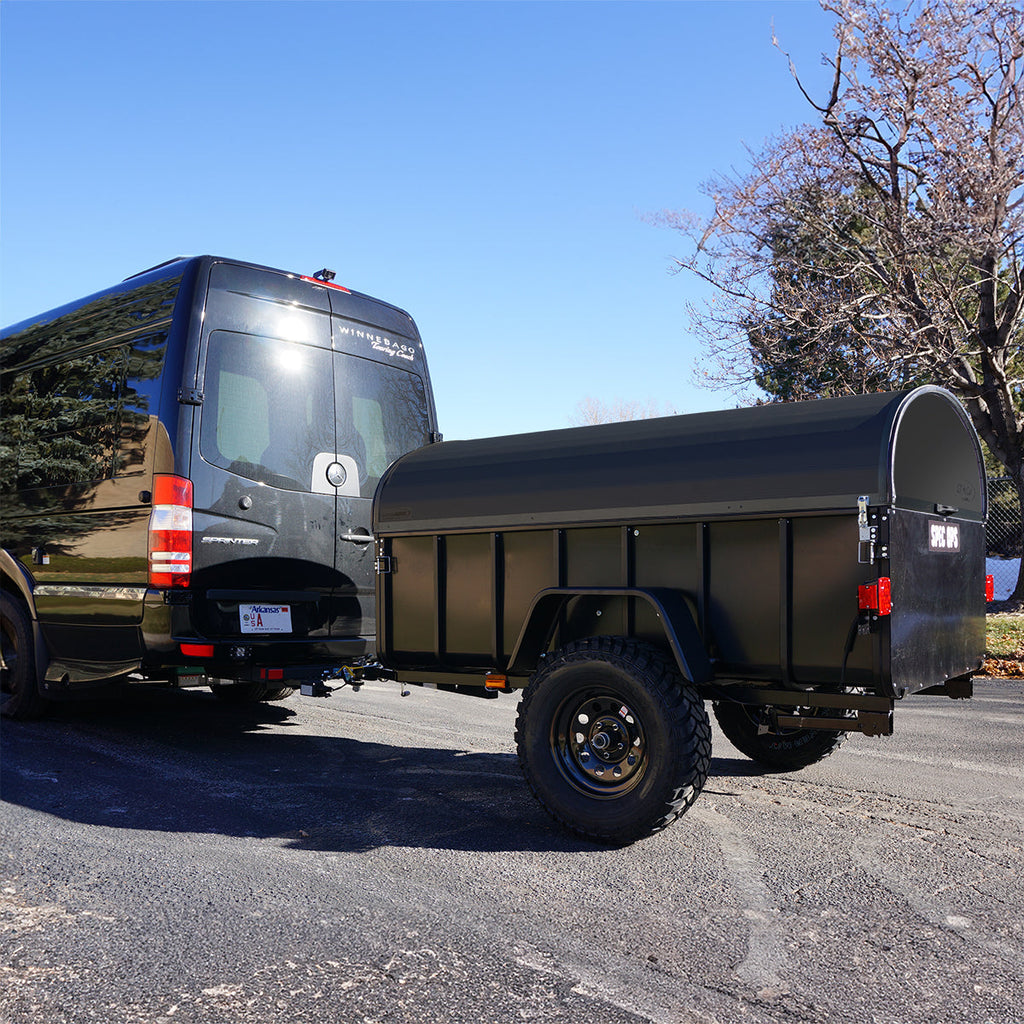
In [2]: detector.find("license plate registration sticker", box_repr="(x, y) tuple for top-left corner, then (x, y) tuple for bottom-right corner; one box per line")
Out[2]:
(240, 604), (292, 634)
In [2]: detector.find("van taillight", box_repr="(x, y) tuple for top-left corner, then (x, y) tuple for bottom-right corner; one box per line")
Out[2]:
(149, 475), (193, 588)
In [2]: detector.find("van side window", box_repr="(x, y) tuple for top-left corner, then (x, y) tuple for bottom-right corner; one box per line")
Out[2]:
(0, 331), (167, 490)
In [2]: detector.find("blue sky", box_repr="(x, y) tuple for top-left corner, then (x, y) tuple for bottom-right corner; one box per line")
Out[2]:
(1, 0), (839, 440)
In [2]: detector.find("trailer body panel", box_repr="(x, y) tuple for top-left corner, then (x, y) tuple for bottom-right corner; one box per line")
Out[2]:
(375, 387), (986, 700)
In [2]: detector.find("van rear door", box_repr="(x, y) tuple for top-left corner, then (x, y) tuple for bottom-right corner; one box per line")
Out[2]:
(327, 295), (434, 640)
(188, 264), (354, 655)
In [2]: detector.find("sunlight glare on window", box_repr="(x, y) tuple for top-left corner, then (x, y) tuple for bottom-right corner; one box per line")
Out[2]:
(275, 344), (307, 374)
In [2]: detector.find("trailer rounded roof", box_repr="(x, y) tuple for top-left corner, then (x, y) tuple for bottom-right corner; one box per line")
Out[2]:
(374, 387), (985, 534)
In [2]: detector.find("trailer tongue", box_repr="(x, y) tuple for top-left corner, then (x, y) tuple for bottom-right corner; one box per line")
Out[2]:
(371, 386), (988, 844)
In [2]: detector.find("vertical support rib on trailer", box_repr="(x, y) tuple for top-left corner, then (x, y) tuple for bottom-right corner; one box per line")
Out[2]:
(433, 534), (446, 662)
(622, 526), (637, 636)
(779, 518), (794, 686)
(491, 532), (504, 665)
(696, 522), (710, 641)
(554, 529), (567, 648)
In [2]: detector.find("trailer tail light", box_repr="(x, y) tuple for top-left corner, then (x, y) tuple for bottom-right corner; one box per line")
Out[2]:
(149, 475), (193, 588)
(986, 575), (995, 602)
(859, 577), (892, 616)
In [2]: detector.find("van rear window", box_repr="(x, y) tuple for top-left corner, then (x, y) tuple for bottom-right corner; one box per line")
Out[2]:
(334, 349), (431, 495)
(200, 331), (429, 495)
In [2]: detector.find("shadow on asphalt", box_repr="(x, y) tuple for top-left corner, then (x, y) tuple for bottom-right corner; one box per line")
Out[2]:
(1, 685), (752, 854)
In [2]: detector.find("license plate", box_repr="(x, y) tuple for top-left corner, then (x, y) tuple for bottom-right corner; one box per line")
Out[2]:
(239, 604), (292, 634)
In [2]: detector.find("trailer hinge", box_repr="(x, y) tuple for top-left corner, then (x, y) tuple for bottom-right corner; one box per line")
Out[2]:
(375, 556), (393, 575)
(178, 387), (204, 405)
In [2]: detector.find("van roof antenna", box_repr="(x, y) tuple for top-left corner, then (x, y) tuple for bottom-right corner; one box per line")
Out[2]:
(312, 268), (336, 282)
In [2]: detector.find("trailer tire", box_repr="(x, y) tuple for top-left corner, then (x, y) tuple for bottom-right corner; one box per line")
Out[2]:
(0, 591), (48, 720)
(712, 700), (846, 770)
(515, 637), (711, 845)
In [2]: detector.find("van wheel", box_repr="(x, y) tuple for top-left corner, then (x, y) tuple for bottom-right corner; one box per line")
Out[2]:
(515, 637), (711, 845)
(210, 682), (295, 702)
(0, 592), (48, 719)
(260, 686), (296, 701)
(712, 701), (846, 770)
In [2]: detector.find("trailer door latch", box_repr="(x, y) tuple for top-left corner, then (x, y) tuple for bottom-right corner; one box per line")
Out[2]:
(857, 495), (877, 564)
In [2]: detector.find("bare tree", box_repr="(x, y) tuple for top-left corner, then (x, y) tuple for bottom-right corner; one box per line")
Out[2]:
(666, 0), (1024, 598)
(570, 397), (676, 426)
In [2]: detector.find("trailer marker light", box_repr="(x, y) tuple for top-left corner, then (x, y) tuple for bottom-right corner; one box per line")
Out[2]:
(858, 578), (892, 616)
(485, 673), (508, 690)
(180, 643), (214, 658)
(986, 575), (995, 602)
(149, 475), (193, 588)
(259, 668), (285, 681)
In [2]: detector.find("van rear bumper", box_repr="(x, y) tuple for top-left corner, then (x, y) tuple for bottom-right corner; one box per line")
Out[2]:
(148, 635), (373, 673)
(140, 590), (374, 679)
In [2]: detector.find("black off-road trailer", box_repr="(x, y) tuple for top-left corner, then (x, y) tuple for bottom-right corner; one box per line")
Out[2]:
(372, 387), (989, 844)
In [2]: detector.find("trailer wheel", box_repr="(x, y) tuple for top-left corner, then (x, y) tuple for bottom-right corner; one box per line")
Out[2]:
(0, 592), (48, 720)
(515, 637), (711, 845)
(712, 701), (846, 771)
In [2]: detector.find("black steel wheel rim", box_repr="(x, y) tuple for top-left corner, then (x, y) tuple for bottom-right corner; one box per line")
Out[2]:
(552, 690), (648, 797)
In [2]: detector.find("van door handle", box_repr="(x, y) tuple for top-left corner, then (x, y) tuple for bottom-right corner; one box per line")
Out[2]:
(340, 531), (374, 545)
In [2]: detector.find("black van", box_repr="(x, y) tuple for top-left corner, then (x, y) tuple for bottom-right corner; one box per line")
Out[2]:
(1, 256), (439, 716)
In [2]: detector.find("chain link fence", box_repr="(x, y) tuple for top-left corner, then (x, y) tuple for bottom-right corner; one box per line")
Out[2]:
(987, 477), (1022, 602)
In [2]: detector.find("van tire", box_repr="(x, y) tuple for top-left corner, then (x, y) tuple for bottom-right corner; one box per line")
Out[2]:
(210, 682), (296, 702)
(260, 686), (296, 701)
(0, 591), (48, 720)
(515, 637), (711, 845)
(712, 700), (846, 770)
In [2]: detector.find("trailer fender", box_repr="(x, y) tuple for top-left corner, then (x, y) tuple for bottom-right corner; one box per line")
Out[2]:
(506, 587), (712, 685)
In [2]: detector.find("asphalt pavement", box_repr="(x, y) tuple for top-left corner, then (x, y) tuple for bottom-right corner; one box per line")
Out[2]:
(2, 676), (1022, 1024)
